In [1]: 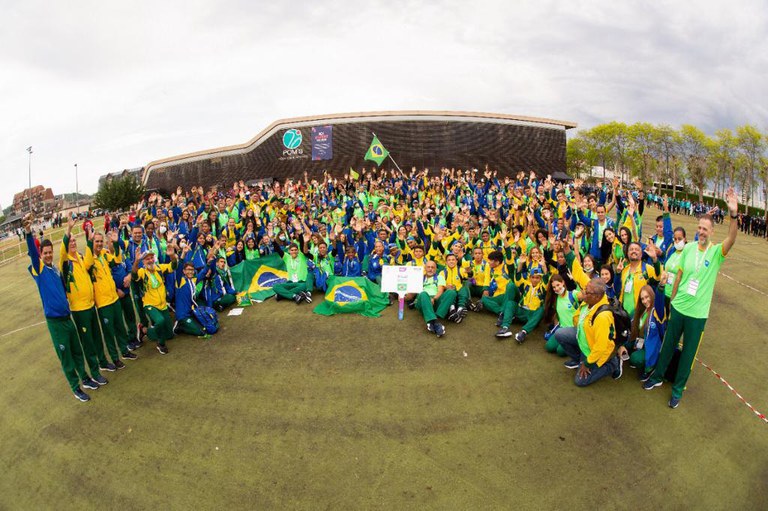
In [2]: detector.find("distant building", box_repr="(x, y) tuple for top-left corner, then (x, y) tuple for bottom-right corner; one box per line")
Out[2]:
(12, 185), (55, 216)
(99, 167), (143, 187)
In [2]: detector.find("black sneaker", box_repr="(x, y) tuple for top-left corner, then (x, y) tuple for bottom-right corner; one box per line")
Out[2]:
(127, 341), (138, 352)
(92, 375), (108, 386)
(157, 344), (169, 355)
(407, 300), (416, 310)
(612, 356), (624, 380)
(639, 370), (653, 382)
(564, 359), (580, 370)
(303, 291), (313, 303)
(433, 321), (446, 338)
(496, 327), (512, 338)
(668, 397), (681, 409)
(275, 294), (283, 302)
(82, 377), (99, 390)
(122, 351), (138, 360)
(293, 294), (303, 304)
(495, 313), (504, 327)
(467, 301), (478, 312)
(73, 388), (91, 402)
(114, 360), (126, 370)
(100, 362), (117, 372)
(474, 300), (484, 312)
(643, 379), (662, 391)
(455, 306), (468, 323)
(514, 330), (527, 344)
(446, 305), (458, 322)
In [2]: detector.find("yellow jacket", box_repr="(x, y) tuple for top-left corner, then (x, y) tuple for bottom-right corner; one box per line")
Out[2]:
(134, 263), (176, 310)
(572, 295), (615, 367)
(86, 240), (121, 308)
(619, 261), (659, 309)
(59, 235), (95, 312)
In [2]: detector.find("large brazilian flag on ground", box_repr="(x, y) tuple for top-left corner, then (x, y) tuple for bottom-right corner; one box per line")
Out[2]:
(230, 253), (288, 302)
(313, 276), (389, 318)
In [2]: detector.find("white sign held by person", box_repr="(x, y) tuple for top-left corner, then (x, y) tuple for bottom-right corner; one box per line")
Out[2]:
(382, 265), (423, 295)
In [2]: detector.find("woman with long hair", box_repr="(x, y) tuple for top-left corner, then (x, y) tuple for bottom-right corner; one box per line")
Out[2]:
(541, 274), (579, 356)
(618, 282), (667, 381)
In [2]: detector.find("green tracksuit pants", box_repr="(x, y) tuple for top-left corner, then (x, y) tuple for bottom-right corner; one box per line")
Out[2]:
(118, 293), (138, 340)
(71, 307), (106, 377)
(176, 317), (205, 336)
(47, 316), (89, 392)
(273, 274), (314, 300)
(544, 335), (567, 356)
(130, 280), (148, 325)
(415, 291), (455, 323)
(649, 306), (707, 399)
(144, 306), (174, 345)
(98, 301), (129, 362)
(214, 294), (237, 310)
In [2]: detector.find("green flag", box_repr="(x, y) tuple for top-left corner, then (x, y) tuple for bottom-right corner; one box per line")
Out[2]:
(230, 253), (288, 302)
(313, 276), (390, 317)
(364, 135), (389, 166)
(349, 167), (360, 180)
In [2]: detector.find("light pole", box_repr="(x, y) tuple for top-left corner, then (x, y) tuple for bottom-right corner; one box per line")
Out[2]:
(74, 163), (79, 214)
(26, 146), (32, 214)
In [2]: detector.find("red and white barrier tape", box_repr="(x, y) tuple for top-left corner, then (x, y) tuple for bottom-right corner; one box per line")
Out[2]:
(695, 357), (768, 424)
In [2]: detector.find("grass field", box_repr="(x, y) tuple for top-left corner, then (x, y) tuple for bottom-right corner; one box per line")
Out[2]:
(0, 212), (766, 510)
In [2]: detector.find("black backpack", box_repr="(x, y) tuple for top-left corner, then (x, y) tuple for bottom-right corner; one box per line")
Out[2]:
(590, 300), (631, 345)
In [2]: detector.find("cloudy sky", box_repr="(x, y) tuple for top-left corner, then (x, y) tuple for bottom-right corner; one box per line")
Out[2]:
(1, 0), (766, 209)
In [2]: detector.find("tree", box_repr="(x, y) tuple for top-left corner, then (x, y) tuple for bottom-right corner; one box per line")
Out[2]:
(735, 125), (766, 209)
(654, 125), (679, 196)
(603, 121), (630, 184)
(679, 125), (711, 203)
(709, 128), (737, 200)
(628, 122), (658, 184)
(566, 137), (591, 179)
(582, 125), (615, 180)
(93, 175), (146, 211)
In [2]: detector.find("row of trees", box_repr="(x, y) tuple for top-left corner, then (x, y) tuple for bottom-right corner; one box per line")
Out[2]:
(566, 122), (767, 213)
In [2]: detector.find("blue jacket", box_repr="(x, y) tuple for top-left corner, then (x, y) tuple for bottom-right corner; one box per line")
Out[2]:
(27, 233), (70, 319)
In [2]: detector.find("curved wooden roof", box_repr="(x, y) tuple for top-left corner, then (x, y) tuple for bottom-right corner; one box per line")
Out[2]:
(142, 111), (577, 183)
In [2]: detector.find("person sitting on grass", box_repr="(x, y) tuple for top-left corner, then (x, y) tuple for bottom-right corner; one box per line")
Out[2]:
(554, 277), (624, 387)
(473, 250), (511, 318)
(443, 253), (470, 324)
(495, 263), (547, 343)
(202, 255), (237, 312)
(540, 274), (578, 356)
(335, 245), (362, 277)
(174, 259), (212, 337)
(132, 246), (178, 355)
(24, 214), (96, 402)
(406, 260), (446, 338)
(272, 240), (313, 304)
(617, 280), (667, 382)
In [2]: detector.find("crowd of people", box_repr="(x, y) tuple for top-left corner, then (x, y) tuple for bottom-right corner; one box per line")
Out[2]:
(26, 167), (740, 409)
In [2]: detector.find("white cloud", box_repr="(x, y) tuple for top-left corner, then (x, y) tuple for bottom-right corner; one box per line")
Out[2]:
(0, 0), (766, 209)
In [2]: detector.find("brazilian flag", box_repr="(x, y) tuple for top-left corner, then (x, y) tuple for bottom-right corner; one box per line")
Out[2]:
(230, 253), (288, 302)
(313, 276), (390, 317)
(364, 135), (389, 166)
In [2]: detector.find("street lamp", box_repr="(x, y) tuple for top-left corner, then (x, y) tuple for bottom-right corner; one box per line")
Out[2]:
(26, 146), (32, 214)
(74, 163), (79, 214)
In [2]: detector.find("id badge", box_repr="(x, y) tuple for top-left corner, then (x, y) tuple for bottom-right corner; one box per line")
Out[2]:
(292, 275), (299, 283)
(666, 273), (675, 286)
(687, 279), (699, 296)
(624, 279), (633, 294)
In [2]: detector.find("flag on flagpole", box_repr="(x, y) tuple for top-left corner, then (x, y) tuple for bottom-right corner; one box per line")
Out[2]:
(364, 135), (389, 166)
(349, 167), (359, 180)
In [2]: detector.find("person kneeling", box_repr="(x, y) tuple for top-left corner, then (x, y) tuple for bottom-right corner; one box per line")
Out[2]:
(203, 256), (237, 312)
(554, 278), (623, 386)
(406, 260), (446, 338)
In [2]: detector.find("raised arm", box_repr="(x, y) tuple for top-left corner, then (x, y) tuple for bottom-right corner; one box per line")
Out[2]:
(722, 188), (739, 256)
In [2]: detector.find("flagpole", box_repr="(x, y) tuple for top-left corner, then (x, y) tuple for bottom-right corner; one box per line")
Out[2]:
(371, 132), (404, 176)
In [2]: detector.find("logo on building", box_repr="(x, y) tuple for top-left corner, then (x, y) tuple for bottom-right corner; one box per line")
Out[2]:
(282, 129), (303, 150)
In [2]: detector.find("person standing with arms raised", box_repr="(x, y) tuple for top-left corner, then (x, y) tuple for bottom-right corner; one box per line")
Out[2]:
(23, 214), (97, 402)
(643, 188), (739, 409)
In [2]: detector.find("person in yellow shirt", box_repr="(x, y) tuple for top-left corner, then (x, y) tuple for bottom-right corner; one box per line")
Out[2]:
(132, 245), (178, 355)
(554, 278), (624, 386)
(495, 266), (547, 342)
(466, 247), (490, 302)
(442, 253), (471, 323)
(474, 250), (511, 316)
(86, 229), (138, 369)
(60, 219), (112, 381)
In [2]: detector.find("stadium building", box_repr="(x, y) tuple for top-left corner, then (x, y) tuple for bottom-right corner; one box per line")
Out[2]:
(142, 111), (577, 193)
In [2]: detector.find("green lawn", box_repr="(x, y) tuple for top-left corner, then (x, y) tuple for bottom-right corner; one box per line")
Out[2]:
(0, 213), (766, 510)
